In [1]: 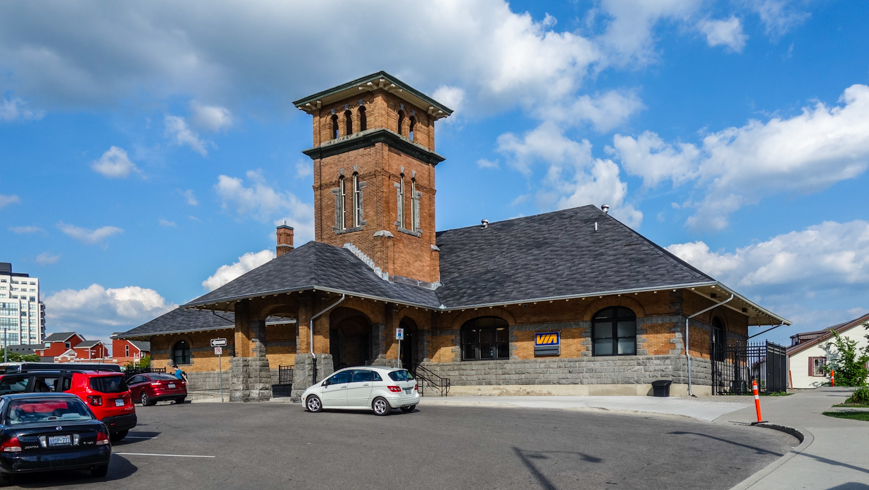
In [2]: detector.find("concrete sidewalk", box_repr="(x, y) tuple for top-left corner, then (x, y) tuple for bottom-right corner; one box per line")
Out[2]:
(420, 394), (750, 422)
(720, 387), (869, 490)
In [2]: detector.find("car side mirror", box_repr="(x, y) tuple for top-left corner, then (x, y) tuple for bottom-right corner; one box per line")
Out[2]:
(322, 380), (329, 387)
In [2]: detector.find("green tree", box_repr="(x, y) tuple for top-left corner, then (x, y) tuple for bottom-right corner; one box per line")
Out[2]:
(0, 350), (40, 363)
(139, 354), (151, 368)
(824, 324), (869, 387)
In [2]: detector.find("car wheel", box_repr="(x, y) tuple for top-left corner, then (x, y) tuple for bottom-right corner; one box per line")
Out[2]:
(175, 397), (186, 404)
(110, 430), (128, 442)
(0, 473), (12, 487)
(91, 464), (109, 478)
(400, 405), (416, 413)
(141, 392), (153, 406)
(372, 397), (391, 416)
(306, 395), (322, 412)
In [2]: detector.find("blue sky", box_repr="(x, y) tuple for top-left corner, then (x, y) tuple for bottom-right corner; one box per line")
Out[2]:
(1, 0), (867, 348)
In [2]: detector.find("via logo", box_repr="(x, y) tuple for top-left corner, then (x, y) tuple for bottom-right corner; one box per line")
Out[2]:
(535, 332), (559, 346)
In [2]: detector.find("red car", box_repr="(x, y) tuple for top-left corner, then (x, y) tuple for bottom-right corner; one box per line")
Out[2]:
(126, 374), (187, 406)
(0, 370), (136, 442)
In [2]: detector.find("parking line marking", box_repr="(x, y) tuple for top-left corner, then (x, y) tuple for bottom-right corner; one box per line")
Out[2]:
(114, 453), (215, 458)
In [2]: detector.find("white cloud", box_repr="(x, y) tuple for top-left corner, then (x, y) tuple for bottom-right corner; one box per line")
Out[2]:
(476, 158), (500, 169)
(57, 222), (123, 245)
(44, 284), (176, 332)
(0, 194), (20, 209)
(215, 170), (314, 242)
(35, 252), (60, 265)
(180, 189), (198, 206)
(611, 84), (869, 231)
(432, 85), (465, 117)
(9, 225), (42, 234)
(190, 101), (232, 132)
(165, 115), (208, 156)
(745, 0), (810, 38)
(497, 121), (642, 227)
(541, 89), (644, 133)
(697, 16), (747, 52)
(667, 220), (869, 293)
(295, 161), (312, 178)
(158, 219), (177, 227)
(90, 146), (140, 178)
(0, 96), (43, 121)
(202, 249), (275, 291)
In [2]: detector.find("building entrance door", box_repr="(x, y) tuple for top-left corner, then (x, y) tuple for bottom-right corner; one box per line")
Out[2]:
(330, 316), (371, 370)
(399, 320), (418, 370)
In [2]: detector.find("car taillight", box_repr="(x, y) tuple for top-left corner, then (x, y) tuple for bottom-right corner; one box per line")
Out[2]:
(0, 437), (21, 453)
(387, 386), (402, 393)
(150, 382), (161, 386)
(96, 430), (110, 446)
(414, 384), (418, 391)
(88, 395), (103, 406)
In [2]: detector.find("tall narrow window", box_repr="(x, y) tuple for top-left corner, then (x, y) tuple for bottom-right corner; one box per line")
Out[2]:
(410, 178), (420, 232)
(336, 176), (346, 230)
(344, 110), (352, 136)
(409, 116), (416, 141)
(397, 174), (405, 227)
(331, 114), (339, 139)
(711, 318), (726, 362)
(353, 172), (362, 227)
(397, 110), (405, 135)
(173, 340), (191, 365)
(359, 106), (367, 131)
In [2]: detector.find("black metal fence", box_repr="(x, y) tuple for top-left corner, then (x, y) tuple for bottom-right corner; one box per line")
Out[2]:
(122, 366), (166, 381)
(278, 365), (294, 385)
(711, 340), (788, 395)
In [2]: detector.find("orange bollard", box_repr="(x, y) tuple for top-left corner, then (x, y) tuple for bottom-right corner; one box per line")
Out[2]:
(751, 379), (767, 425)
(831, 370), (835, 387)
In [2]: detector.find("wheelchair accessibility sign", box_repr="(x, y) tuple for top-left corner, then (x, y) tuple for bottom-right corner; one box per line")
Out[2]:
(534, 331), (560, 357)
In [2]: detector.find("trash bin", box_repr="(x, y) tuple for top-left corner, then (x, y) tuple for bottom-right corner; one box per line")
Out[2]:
(652, 380), (672, 397)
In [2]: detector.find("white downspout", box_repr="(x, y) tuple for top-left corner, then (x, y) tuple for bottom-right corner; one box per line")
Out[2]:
(309, 294), (346, 380)
(685, 294), (734, 397)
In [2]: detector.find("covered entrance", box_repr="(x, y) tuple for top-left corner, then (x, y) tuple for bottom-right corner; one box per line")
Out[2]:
(399, 318), (420, 370)
(329, 307), (372, 370)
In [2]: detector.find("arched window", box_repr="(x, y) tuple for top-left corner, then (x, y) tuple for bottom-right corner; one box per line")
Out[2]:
(410, 177), (419, 232)
(397, 110), (405, 135)
(461, 317), (509, 361)
(592, 307), (636, 356)
(352, 172), (362, 227)
(336, 175), (346, 230)
(331, 114), (339, 139)
(711, 317), (726, 362)
(409, 116), (416, 141)
(397, 173), (405, 227)
(359, 106), (367, 131)
(173, 340), (191, 365)
(344, 110), (353, 136)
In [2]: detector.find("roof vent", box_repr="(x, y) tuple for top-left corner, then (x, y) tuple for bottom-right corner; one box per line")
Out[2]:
(601, 204), (610, 214)
(481, 219), (489, 229)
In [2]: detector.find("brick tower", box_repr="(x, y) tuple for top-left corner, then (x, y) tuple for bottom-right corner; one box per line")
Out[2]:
(294, 72), (453, 286)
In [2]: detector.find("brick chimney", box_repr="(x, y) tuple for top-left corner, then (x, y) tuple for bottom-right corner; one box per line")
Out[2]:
(276, 224), (294, 257)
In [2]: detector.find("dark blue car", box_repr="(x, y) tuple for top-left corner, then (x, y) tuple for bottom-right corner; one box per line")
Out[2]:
(0, 393), (111, 486)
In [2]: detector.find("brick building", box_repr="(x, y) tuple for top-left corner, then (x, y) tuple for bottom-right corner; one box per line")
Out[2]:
(110, 335), (150, 366)
(119, 72), (790, 401)
(35, 332), (85, 361)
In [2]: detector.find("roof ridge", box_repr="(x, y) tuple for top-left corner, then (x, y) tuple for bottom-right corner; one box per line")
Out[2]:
(436, 204), (600, 236)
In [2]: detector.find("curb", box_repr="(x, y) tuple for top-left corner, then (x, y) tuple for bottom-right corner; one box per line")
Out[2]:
(729, 422), (814, 490)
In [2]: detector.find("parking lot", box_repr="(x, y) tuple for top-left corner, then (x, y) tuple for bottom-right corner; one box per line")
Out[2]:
(10, 401), (797, 489)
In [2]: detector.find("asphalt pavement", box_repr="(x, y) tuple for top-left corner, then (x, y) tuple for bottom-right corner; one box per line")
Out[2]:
(8, 401), (796, 490)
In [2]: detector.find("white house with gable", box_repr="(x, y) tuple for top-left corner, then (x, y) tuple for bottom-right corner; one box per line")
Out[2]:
(787, 313), (869, 389)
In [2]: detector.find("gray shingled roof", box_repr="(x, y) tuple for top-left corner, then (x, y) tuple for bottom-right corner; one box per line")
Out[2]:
(185, 241), (441, 309)
(76, 340), (103, 348)
(119, 307), (235, 339)
(130, 341), (150, 352)
(435, 205), (714, 307)
(43, 332), (80, 343)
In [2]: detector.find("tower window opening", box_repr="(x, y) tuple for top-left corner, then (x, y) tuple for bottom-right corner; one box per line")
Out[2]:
(409, 116), (416, 141)
(359, 106), (367, 131)
(331, 114), (339, 139)
(410, 178), (420, 232)
(353, 172), (362, 227)
(397, 110), (405, 136)
(397, 173), (405, 227)
(344, 110), (352, 136)
(336, 175), (346, 230)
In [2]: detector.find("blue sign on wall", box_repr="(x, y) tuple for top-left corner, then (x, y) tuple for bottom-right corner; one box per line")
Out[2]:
(534, 331), (560, 356)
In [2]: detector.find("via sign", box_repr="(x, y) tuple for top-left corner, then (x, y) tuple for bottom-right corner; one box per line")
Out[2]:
(534, 331), (560, 357)
(210, 338), (227, 347)
(396, 328), (404, 340)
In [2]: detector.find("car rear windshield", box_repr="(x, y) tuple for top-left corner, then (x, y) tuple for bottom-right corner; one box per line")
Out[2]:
(148, 374), (178, 381)
(388, 370), (413, 381)
(89, 376), (128, 393)
(6, 398), (93, 425)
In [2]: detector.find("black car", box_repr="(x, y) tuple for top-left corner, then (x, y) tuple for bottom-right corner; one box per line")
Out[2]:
(0, 393), (111, 486)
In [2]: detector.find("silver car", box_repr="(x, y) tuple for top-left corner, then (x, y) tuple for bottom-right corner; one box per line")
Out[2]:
(302, 367), (420, 416)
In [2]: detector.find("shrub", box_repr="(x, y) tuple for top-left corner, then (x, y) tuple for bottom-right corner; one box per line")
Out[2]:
(824, 328), (869, 387)
(847, 386), (869, 405)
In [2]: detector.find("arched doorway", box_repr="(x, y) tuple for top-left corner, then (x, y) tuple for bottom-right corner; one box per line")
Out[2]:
(399, 318), (419, 369)
(329, 308), (372, 370)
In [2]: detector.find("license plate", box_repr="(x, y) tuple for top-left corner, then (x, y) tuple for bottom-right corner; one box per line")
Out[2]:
(48, 435), (71, 446)
(168, 384), (176, 388)
(114, 398), (125, 407)
(404, 388), (413, 394)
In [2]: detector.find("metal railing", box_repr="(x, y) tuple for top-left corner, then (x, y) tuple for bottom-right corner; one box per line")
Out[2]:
(278, 365), (294, 385)
(711, 340), (788, 395)
(411, 364), (450, 397)
(122, 366), (166, 381)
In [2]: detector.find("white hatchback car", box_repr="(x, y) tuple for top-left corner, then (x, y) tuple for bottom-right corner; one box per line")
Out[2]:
(302, 366), (419, 416)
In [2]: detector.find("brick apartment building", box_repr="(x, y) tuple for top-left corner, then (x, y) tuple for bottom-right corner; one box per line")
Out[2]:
(119, 72), (790, 402)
